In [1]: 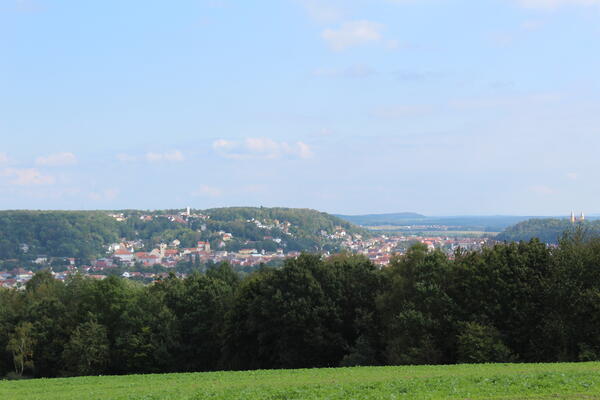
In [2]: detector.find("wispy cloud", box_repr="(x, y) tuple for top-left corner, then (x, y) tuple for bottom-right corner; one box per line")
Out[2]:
(145, 150), (185, 162)
(530, 185), (556, 195)
(312, 64), (375, 78)
(449, 93), (560, 110)
(513, 0), (600, 9)
(322, 20), (389, 51)
(116, 153), (138, 162)
(213, 138), (314, 160)
(566, 172), (579, 181)
(372, 104), (434, 118)
(1, 168), (55, 185)
(89, 188), (119, 202)
(193, 185), (223, 198)
(35, 152), (78, 167)
(298, 0), (344, 23)
(116, 151), (185, 163)
(0, 153), (8, 164)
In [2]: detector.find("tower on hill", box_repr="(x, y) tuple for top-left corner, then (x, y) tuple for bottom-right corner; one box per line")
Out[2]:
(570, 211), (585, 224)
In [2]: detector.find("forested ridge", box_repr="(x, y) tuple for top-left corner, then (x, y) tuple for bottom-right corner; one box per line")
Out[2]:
(3, 230), (600, 378)
(497, 219), (600, 243)
(0, 208), (368, 261)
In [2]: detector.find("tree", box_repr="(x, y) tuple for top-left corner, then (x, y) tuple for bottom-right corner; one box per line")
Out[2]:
(222, 254), (347, 370)
(62, 319), (109, 376)
(6, 322), (36, 376)
(377, 244), (456, 365)
(456, 322), (514, 363)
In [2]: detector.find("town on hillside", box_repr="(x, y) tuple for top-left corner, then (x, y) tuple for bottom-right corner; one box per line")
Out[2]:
(0, 209), (491, 289)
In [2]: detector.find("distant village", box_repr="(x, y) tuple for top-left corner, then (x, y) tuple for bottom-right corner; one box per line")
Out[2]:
(0, 209), (491, 289)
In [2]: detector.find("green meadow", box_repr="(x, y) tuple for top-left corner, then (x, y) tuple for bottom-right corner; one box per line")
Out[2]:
(2, 362), (600, 400)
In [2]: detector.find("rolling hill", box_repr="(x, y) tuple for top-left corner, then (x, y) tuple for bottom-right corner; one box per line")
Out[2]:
(0, 208), (369, 260)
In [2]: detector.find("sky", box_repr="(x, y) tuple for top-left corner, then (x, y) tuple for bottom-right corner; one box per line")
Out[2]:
(1, 0), (599, 215)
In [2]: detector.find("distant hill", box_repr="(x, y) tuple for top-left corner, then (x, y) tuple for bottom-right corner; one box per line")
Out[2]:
(335, 212), (426, 226)
(336, 213), (533, 232)
(0, 208), (368, 260)
(496, 218), (600, 243)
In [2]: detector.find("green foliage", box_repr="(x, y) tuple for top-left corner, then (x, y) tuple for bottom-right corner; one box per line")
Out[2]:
(0, 211), (120, 259)
(378, 244), (455, 365)
(456, 322), (514, 363)
(5, 232), (600, 379)
(0, 208), (370, 261)
(61, 319), (109, 376)
(6, 322), (36, 376)
(497, 218), (600, 243)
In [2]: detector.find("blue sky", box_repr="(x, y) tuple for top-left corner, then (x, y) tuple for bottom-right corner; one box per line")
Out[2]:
(1, 0), (599, 215)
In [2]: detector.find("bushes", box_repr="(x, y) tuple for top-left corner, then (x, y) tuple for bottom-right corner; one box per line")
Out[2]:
(456, 322), (514, 363)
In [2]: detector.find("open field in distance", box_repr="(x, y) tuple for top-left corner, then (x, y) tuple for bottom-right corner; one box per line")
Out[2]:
(2, 362), (600, 400)
(365, 226), (500, 237)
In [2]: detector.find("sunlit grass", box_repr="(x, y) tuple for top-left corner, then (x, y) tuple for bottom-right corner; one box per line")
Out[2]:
(2, 362), (600, 400)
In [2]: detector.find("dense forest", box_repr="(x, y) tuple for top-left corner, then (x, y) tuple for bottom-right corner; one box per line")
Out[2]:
(497, 219), (600, 243)
(3, 230), (600, 378)
(0, 208), (368, 261)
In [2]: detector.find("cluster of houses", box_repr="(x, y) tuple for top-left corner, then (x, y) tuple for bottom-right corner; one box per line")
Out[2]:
(102, 239), (299, 270)
(342, 234), (490, 266)
(0, 216), (492, 288)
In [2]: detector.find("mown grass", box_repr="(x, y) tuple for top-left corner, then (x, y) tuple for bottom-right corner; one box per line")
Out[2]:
(2, 362), (600, 400)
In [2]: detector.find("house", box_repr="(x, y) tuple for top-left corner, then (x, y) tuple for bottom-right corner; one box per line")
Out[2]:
(114, 248), (134, 262)
(135, 252), (160, 266)
(197, 241), (211, 252)
(238, 249), (257, 255)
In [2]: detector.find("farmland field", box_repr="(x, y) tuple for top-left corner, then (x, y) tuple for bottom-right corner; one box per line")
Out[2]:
(2, 362), (600, 400)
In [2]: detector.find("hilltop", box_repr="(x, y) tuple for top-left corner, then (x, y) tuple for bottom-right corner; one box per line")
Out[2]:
(335, 212), (426, 226)
(496, 218), (600, 243)
(336, 212), (533, 232)
(0, 208), (368, 262)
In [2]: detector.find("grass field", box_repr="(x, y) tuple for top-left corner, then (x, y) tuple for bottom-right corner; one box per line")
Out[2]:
(2, 362), (600, 400)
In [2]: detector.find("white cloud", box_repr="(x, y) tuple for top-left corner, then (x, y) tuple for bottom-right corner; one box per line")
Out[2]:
(145, 150), (185, 162)
(1, 168), (55, 185)
(117, 150), (186, 163)
(212, 139), (238, 151)
(213, 138), (314, 160)
(193, 185), (223, 198)
(35, 152), (77, 167)
(322, 20), (385, 51)
(513, 0), (600, 8)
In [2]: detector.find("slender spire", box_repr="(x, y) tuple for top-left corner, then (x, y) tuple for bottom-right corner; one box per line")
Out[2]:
(571, 211), (576, 224)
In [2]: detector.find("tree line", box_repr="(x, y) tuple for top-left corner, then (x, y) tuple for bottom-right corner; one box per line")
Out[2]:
(2, 231), (600, 378)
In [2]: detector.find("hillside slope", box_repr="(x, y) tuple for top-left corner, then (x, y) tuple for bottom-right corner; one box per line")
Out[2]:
(0, 208), (368, 260)
(496, 218), (600, 243)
